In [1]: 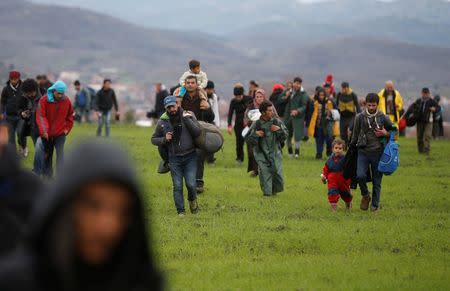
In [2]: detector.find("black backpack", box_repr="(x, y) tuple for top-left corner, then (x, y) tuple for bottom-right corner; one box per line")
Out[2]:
(404, 99), (422, 127)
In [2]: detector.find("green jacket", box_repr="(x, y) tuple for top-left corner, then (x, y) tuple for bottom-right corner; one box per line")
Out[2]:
(283, 88), (308, 120)
(245, 117), (288, 166)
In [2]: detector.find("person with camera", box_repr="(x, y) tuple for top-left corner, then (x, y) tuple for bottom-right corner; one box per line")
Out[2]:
(151, 96), (201, 216)
(18, 79), (41, 149)
(245, 100), (288, 197)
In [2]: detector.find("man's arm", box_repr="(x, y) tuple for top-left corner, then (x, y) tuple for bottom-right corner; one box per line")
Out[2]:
(179, 71), (189, 87)
(35, 98), (49, 138)
(354, 93), (361, 113)
(64, 101), (74, 135)
(151, 121), (168, 146)
(199, 71), (208, 89)
(112, 90), (119, 112)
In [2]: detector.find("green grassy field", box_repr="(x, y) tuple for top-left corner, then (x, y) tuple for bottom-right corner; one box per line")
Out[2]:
(22, 124), (450, 290)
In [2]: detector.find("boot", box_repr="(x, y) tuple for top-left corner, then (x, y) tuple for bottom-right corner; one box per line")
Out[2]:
(189, 199), (199, 214)
(360, 195), (371, 211)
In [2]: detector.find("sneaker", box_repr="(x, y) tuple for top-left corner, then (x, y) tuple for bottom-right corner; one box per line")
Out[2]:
(189, 199), (199, 214)
(178, 212), (186, 217)
(330, 203), (338, 212)
(345, 202), (352, 210)
(157, 160), (170, 174)
(295, 154), (299, 159)
(196, 185), (204, 194)
(360, 195), (371, 211)
(22, 147), (29, 158)
(249, 171), (258, 177)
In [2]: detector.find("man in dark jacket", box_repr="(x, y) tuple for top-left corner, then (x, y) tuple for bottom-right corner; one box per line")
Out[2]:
(336, 82), (361, 145)
(94, 79), (119, 137)
(180, 75), (214, 193)
(269, 84), (286, 119)
(415, 88), (438, 154)
(18, 79), (41, 147)
(36, 75), (53, 97)
(152, 96), (201, 215)
(0, 71), (27, 152)
(0, 141), (163, 291)
(34, 81), (74, 177)
(73, 80), (91, 123)
(228, 84), (252, 164)
(0, 122), (42, 256)
(350, 93), (397, 212)
(283, 77), (308, 159)
(147, 83), (169, 120)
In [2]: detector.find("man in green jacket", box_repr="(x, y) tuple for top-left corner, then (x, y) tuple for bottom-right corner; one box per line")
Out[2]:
(246, 100), (288, 196)
(283, 77), (308, 159)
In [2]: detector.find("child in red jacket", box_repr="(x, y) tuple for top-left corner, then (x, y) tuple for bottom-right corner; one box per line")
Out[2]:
(320, 139), (353, 211)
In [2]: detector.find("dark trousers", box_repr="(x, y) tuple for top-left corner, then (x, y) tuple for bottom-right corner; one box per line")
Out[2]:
(417, 122), (432, 154)
(315, 128), (333, 156)
(5, 116), (26, 149)
(235, 125), (245, 162)
(247, 143), (258, 174)
(196, 148), (206, 187)
(357, 150), (383, 209)
(169, 151), (198, 213)
(33, 135), (66, 177)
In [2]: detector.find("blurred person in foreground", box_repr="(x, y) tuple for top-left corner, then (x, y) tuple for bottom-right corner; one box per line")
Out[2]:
(0, 141), (163, 291)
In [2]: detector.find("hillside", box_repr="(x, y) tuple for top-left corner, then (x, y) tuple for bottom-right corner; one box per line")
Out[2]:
(1, 0), (450, 98)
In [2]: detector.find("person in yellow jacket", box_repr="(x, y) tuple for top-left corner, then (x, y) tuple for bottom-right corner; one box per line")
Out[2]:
(308, 88), (340, 159)
(378, 80), (403, 127)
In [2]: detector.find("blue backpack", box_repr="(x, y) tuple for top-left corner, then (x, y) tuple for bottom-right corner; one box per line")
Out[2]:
(378, 132), (399, 175)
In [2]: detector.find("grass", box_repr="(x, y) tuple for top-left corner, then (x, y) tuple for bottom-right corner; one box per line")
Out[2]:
(21, 123), (450, 290)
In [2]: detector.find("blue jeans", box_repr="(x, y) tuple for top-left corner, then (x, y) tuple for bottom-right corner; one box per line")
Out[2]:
(33, 136), (66, 177)
(96, 110), (111, 137)
(169, 151), (198, 213)
(357, 150), (383, 209)
(315, 128), (332, 156)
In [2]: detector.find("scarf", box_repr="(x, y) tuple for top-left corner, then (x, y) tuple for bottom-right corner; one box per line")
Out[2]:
(365, 108), (380, 129)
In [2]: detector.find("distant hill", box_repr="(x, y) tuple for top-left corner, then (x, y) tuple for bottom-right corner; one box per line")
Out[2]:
(1, 0), (450, 99)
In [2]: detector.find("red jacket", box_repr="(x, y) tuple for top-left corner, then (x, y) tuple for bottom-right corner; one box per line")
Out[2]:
(322, 154), (350, 191)
(36, 95), (74, 138)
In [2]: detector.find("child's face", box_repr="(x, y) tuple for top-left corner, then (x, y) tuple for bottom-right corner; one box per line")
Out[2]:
(333, 144), (344, 156)
(191, 66), (201, 74)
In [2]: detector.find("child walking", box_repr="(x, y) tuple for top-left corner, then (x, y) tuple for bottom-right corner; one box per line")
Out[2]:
(320, 139), (353, 211)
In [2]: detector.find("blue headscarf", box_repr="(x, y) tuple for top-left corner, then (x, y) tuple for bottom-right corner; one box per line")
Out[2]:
(47, 80), (67, 103)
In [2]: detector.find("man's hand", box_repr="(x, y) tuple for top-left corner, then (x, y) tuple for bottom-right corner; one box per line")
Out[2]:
(200, 99), (210, 110)
(320, 174), (327, 184)
(430, 106), (436, 113)
(256, 130), (265, 137)
(183, 111), (193, 118)
(165, 132), (173, 141)
(227, 126), (233, 135)
(374, 128), (388, 137)
(21, 111), (28, 118)
(42, 133), (49, 140)
(270, 125), (281, 132)
(96, 111), (102, 118)
(63, 130), (68, 135)
(290, 110), (299, 117)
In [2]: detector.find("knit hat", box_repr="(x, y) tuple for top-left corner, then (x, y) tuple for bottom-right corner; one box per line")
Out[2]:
(233, 87), (244, 96)
(272, 84), (284, 92)
(206, 81), (215, 89)
(9, 71), (21, 79)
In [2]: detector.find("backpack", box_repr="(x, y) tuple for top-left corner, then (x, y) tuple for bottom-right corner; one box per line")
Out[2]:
(195, 121), (224, 153)
(76, 90), (87, 107)
(404, 99), (422, 127)
(378, 132), (399, 175)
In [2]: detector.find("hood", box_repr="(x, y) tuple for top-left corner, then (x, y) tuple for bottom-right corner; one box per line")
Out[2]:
(28, 140), (161, 290)
(272, 84), (284, 92)
(47, 80), (67, 103)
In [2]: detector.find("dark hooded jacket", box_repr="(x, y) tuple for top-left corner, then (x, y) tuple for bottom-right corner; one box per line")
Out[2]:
(0, 143), (42, 256)
(0, 141), (163, 291)
(1, 80), (22, 116)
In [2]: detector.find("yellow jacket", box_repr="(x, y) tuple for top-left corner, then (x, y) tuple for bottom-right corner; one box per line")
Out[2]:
(377, 89), (403, 124)
(308, 100), (340, 137)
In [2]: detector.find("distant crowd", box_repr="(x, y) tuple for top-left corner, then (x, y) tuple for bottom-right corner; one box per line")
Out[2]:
(0, 59), (446, 290)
